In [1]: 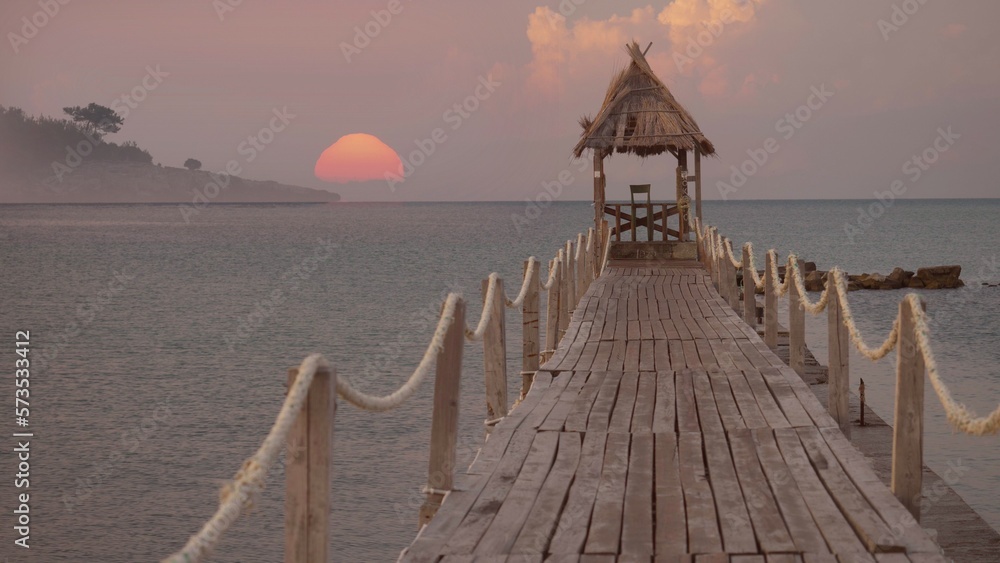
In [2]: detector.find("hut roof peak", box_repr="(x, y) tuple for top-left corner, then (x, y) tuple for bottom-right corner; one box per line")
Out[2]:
(573, 41), (715, 158)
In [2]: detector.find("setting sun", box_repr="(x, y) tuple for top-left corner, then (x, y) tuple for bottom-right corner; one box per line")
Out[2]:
(314, 133), (403, 183)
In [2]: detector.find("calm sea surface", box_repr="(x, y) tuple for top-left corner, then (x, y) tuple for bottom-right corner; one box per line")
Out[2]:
(1, 200), (998, 561)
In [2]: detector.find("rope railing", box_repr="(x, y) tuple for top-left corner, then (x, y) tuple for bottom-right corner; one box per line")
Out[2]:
(164, 230), (598, 563)
(691, 212), (1000, 521)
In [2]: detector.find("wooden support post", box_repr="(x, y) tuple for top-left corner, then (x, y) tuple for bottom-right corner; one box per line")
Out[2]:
(544, 256), (561, 364)
(576, 233), (587, 302)
(566, 240), (577, 309)
(859, 378), (866, 427)
(789, 258), (806, 377)
(695, 146), (703, 222)
(646, 201), (653, 242)
(285, 364), (336, 563)
(521, 259), (540, 398)
(742, 244), (756, 328)
(615, 205), (622, 243)
(630, 204), (637, 241)
(892, 298), (925, 522)
(588, 227), (598, 281)
(764, 252), (778, 350)
(558, 250), (571, 339)
(828, 271), (850, 437)
(482, 277), (508, 421)
(727, 242), (740, 311)
(593, 152), (604, 245)
(418, 299), (465, 527)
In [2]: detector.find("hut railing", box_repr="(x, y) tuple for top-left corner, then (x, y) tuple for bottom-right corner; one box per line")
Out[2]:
(603, 201), (689, 242)
(693, 217), (1000, 523)
(162, 228), (604, 563)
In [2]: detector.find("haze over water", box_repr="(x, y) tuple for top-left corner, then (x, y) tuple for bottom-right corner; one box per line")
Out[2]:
(1, 200), (997, 562)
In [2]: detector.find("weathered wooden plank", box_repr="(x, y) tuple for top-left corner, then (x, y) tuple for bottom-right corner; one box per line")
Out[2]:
(652, 371), (677, 434)
(443, 425), (539, 555)
(564, 372), (607, 433)
(610, 372), (640, 433)
(585, 433), (631, 554)
(690, 368), (725, 436)
(675, 369), (700, 434)
(817, 427), (940, 554)
(589, 372), (624, 431)
(766, 428), (873, 559)
(654, 433), (687, 556)
(632, 372), (657, 433)
(794, 426), (904, 553)
(702, 431), (757, 553)
(476, 432), (560, 554)
(727, 428), (796, 553)
(622, 433), (655, 555)
(549, 432), (609, 554)
(540, 372), (590, 432)
(511, 433), (584, 555)
(678, 433), (723, 554)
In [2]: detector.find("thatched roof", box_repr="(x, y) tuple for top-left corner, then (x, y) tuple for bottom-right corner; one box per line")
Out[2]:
(573, 41), (715, 159)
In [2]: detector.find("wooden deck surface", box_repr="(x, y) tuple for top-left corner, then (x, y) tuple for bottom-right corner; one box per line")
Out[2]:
(401, 261), (947, 562)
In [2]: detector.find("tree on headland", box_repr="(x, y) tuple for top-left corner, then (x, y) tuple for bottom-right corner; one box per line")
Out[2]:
(184, 158), (202, 171)
(62, 103), (123, 141)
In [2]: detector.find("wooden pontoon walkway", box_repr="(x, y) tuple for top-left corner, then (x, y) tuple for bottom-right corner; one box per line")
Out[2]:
(401, 260), (947, 562)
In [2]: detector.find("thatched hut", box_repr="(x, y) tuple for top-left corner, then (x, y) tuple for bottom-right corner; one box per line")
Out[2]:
(575, 41), (715, 259)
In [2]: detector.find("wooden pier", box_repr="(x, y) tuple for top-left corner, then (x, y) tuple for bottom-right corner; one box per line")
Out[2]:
(401, 259), (947, 562)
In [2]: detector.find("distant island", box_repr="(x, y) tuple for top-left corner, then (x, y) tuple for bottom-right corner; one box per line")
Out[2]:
(0, 105), (339, 204)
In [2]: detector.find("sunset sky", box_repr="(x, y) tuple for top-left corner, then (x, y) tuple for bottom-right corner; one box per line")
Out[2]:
(2, 0), (998, 201)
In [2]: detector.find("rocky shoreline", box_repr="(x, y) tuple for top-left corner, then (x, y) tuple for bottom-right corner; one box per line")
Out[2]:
(752, 263), (965, 292)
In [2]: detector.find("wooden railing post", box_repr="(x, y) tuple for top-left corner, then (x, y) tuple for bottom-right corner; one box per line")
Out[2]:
(559, 249), (571, 338)
(828, 271), (850, 437)
(521, 259), (540, 398)
(789, 258), (806, 377)
(285, 364), (336, 563)
(576, 233), (587, 302)
(764, 252), (778, 350)
(742, 244), (756, 328)
(892, 298), (925, 521)
(544, 253), (562, 363)
(419, 299), (465, 527)
(565, 240), (577, 310)
(482, 277), (508, 421)
(727, 241), (740, 311)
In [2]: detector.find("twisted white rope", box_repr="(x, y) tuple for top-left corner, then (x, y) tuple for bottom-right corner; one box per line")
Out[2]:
(466, 273), (499, 341)
(826, 268), (900, 360)
(906, 294), (1000, 435)
(767, 249), (793, 297)
(505, 257), (538, 309)
(743, 242), (765, 290)
(163, 353), (329, 563)
(786, 254), (830, 314)
(339, 293), (461, 411)
(541, 255), (560, 290)
(723, 237), (742, 269)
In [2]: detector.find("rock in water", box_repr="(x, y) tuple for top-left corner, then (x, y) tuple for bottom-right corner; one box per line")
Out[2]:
(915, 265), (964, 289)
